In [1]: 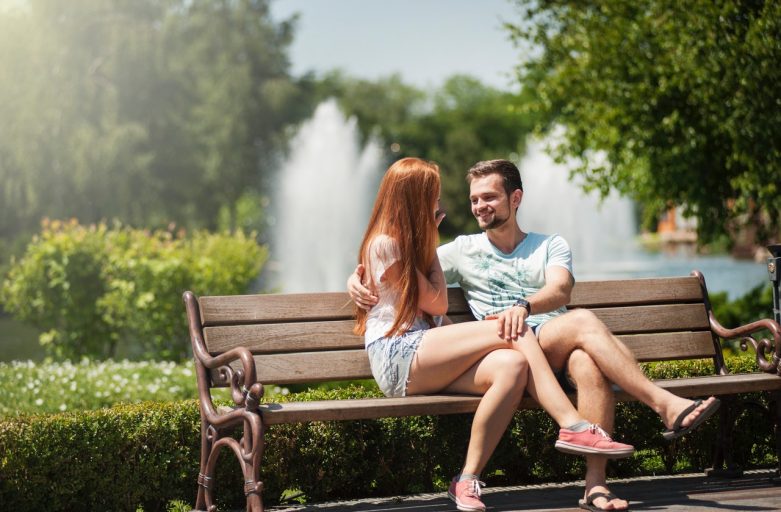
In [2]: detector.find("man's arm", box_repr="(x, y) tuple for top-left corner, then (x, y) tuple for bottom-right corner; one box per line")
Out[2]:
(347, 264), (379, 311)
(493, 265), (573, 341)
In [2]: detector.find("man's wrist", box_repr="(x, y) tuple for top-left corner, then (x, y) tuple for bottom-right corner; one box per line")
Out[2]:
(514, 297), (532, 315)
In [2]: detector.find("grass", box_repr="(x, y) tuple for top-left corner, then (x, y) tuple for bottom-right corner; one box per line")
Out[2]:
(0, 359), (291, 418)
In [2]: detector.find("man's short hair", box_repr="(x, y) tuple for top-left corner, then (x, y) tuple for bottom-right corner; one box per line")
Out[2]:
(466, 159), (523, 194)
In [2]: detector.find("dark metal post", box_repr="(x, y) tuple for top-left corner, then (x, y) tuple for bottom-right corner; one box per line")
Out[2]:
(769, 244), (781, 325)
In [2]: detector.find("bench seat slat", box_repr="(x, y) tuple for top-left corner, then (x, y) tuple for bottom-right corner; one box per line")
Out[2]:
(255, 373), (781, 425)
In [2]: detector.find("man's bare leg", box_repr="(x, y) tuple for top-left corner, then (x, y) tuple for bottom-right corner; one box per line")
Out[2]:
(567, 349), (628, 511)
(540, 309), (718, 437)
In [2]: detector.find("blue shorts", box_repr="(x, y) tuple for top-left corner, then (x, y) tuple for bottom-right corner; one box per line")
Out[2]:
(366, 330), (425, 398)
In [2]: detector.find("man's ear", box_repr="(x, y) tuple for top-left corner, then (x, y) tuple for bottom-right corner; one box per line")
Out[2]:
(511, 189), (523, 209)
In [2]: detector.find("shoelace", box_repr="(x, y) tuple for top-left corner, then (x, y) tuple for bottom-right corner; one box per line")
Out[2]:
(589, 423), (613, 440)
(464, 479), (486, 498)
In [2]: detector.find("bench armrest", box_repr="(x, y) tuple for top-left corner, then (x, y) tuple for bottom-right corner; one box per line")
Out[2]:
(183, 291), (263, 410)
(709, 312), (781, 375)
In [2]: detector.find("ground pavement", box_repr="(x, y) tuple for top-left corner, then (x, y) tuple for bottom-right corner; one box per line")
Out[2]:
(271, 469), (781, 512)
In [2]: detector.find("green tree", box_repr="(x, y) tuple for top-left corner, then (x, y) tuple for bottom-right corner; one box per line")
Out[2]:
(507, 0), (781, 245)
(0, 0), (300, 247)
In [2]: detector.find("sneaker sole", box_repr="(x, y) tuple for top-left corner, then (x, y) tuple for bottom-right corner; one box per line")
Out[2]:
(554, 440), (635, 458)
(448, 491), (486, 512)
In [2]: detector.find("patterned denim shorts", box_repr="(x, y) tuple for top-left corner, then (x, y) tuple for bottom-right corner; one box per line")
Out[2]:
(366, 330), (426, 398)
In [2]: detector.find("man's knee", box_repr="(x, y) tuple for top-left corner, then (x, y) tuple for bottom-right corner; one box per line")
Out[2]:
(567, 349), (610, 391)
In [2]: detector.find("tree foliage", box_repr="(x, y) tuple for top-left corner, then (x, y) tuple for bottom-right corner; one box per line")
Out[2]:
(507, 0), (781, 245)
(0, 0), (300, 247)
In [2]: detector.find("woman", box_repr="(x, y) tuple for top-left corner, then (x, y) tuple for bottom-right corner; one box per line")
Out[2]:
(355, 158), (633, 512)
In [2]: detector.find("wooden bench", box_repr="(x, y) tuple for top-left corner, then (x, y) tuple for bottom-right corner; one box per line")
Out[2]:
(182, 270), (781, 512)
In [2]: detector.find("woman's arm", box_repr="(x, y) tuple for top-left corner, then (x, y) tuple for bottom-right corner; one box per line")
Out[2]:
(416, 256), (448, 316)
(382, 256), (448, 316)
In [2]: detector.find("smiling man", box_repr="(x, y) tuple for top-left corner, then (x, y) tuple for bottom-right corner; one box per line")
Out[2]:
(349, 159), (720, 512)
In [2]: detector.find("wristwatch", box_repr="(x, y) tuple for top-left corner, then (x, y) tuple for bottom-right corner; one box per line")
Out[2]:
(514, 297), (532, 315)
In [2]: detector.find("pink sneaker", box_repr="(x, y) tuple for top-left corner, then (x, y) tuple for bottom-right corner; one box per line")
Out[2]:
(448, 477), (486, 512)
(555, 424), (634, 458)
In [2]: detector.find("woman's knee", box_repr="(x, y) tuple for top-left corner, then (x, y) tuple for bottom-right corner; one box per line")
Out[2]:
(489, 351), (528, 389)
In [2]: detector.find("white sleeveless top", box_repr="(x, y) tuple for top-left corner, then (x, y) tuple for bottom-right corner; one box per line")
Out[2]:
(363, 235), (430, 345)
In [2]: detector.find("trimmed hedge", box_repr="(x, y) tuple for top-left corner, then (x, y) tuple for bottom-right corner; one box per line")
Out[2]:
(0, 356), (776, 511)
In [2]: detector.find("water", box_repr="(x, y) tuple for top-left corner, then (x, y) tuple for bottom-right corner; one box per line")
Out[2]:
(270, 99), (384, 292)
(517, 137), (769, 300)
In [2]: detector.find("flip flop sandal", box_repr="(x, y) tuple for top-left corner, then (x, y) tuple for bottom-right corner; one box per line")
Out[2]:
(578, 491), (630, 511)
(662, 397), (721, 440)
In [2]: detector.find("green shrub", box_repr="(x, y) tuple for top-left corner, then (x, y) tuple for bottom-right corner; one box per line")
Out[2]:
(0, 356), (776, 511)
(0, 219), (267, 360)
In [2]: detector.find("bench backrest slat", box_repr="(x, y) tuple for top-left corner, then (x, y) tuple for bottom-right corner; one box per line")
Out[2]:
(197, 275), (719, 387)
(212, 328), (717, 386)
(202, 304), (709, 355)
(568, 276), (703, 307)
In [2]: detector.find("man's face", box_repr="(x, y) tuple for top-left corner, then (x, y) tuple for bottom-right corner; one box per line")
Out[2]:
(469, 174), (517, 230)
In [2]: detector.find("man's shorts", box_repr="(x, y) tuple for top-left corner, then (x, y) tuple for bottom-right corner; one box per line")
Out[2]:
(530, 321), (577, 394)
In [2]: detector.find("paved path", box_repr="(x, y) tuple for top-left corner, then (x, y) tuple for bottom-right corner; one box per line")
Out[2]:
(271, 469), (781, 512)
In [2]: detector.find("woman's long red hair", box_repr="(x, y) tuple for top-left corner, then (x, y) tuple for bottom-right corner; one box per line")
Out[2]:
(354, 158), (441, 337)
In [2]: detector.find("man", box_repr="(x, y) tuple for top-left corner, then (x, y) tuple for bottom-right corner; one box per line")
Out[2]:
(349, 159), (720, 512)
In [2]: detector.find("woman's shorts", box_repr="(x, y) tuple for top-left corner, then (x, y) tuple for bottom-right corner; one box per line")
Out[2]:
(366, 330), (425, 398)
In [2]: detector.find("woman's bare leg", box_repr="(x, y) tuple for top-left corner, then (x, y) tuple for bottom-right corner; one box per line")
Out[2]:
(414, 348), (528, 475)
(408, 321), (581, 427)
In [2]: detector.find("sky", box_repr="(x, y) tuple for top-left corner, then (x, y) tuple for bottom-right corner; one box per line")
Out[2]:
(269, 0), (525, 91)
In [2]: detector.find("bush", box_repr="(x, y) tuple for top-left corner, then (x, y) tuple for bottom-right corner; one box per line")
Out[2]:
(0, 356), (776, 511)
(0, 219), (267, 360)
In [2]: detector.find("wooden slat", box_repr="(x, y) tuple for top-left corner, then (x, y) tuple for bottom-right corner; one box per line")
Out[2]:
(213, 350), (372, 386)
(616, 331), (717, 361)
(253, 373), (781, 425)
(212, 330), (715, 386)
(200, 288), (473, 327)
(199, 292), (355, 326)
(569, 276), (704, 308)
(204, 321), (362, 354)
(590, 304), (709, 334)
(203, 309), (708, 356)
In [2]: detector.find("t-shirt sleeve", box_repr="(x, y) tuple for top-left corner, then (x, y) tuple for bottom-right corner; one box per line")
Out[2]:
(436, 239), (460, 285)
(546, 234), (574, 276)
(368, 235), (401, 283)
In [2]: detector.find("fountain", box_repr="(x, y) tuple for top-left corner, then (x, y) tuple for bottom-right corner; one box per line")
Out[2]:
(269, 107), (766, 299)
(270, 99), (384, 292)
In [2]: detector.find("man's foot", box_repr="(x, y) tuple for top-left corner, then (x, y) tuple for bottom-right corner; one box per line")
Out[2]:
(555, 424), (634, 458)
(662, 397), (720, 440)
(579, 490), (630, 511)
(448, 477), (486, 512)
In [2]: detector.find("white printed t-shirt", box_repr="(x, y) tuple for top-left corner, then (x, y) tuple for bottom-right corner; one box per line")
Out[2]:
(437, 232), (573, 327)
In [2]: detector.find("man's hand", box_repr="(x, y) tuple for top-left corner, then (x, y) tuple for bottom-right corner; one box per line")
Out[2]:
(486, 306), (528, 341)
(347, 264), (378, 311)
